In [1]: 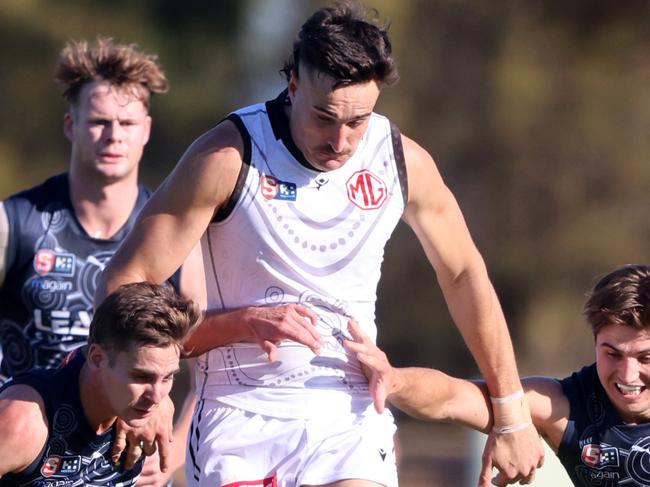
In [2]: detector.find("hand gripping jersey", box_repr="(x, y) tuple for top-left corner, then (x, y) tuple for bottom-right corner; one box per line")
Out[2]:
(559, 364), (650, 486)
(0, 350), (143, 486)
(197, 92), (408, 418)
(0, 173), (158, 383)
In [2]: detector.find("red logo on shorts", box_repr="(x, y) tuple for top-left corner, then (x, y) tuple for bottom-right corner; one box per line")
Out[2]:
(223, 475), (277, 487)
(346, 170), (387, 210)
(41, 456), (62, 477)
(34, 249), (56, 275)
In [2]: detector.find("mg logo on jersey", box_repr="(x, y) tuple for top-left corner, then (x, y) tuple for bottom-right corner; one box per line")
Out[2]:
(346, 169), (387, 210)
(581, 444), (619, 469)
(260, 175), (296, 201)
(41, 455), (62, 477)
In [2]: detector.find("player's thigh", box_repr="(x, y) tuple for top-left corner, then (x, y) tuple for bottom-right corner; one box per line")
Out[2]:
(186, 400), (302, 486)
(298, 408), (397, 487)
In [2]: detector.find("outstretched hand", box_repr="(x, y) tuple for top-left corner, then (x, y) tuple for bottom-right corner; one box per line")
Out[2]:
(479, 418), (544, 486)
(342, 318), (396, 414)
(112, 396), (175, 472)
(243, 304), (322, 361)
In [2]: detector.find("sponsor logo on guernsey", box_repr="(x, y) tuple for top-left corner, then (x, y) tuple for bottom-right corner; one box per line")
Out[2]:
(34, 250), (75, 276)
(589, 470), (620, 481)
(40, 455), (81, 478)
(346, 169), (387, 210)
(581, 444), (619, 469)
(30, 278), (73, 292)
(58, 456), (81, 475)
(260, 175), (297, 201)
(41, 456), (62, 477)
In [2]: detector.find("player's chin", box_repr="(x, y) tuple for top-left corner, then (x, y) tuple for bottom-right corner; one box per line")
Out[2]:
(122, 416), (151, 429)
(311, 151), (351, 171)
(124, 407), (156, 426)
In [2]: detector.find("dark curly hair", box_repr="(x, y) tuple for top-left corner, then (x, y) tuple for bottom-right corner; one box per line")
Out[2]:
(282, 1), (398, 88)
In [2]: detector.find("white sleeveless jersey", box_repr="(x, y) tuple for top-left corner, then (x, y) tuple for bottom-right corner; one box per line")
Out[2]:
(197, 93), (408, 418)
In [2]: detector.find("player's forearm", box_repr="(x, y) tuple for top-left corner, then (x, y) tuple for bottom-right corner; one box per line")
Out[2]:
(388, 367), (491, 432)
(388, 367), (451, 420)
(95, 265), (151, 305)
(182, 308), (252, 357)
(440, 262), (521, 397)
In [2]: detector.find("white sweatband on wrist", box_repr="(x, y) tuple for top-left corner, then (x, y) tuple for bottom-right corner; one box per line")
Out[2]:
(492, 422), (531, 435)
(490, 389), (524, 405)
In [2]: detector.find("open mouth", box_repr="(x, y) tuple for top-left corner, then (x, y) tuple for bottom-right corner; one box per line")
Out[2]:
(616, 383), (645, 396)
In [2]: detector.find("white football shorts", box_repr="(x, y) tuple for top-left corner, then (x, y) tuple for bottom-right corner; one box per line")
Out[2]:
(186, 399), (398, 487)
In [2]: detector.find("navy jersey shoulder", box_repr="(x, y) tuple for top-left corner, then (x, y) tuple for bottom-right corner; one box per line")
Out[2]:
(0, 173), (152, 381)
(558, 363), (650, 486)
(0, 350), (142, 486)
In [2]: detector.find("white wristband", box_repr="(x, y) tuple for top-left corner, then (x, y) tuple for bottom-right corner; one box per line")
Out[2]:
(490, 389), (524, 405)
(492, 422), (531, 435)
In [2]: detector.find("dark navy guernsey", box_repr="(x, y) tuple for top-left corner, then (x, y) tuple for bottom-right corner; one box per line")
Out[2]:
(0, 173), (179, 383)
(559, 363), (650, 486)
(0, 350), (143, 486)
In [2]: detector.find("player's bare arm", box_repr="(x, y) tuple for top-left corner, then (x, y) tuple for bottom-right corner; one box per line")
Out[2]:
(521, 377), (570, 453)
(0, 202), (8, 286)
(346, 321), (570, 453)
(344, 319), (492, 431)
(400, 134), (543, 486)
(401, 135), (517, 394)
(0, 385), (48, 476)
(97, 121), (323, 358)
(96, 120), (244, 302)
(182, 304), (322, 360)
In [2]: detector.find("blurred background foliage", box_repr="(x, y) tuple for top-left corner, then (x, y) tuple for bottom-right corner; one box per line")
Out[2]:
(1, 0), (648, 379)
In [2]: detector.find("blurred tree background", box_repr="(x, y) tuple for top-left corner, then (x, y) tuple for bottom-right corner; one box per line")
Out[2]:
(1, 0), (648, 382)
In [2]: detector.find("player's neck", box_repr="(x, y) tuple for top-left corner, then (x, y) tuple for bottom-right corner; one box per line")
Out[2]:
(68, 172), (139, 239)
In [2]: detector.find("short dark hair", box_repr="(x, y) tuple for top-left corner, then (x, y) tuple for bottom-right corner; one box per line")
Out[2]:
(54, 36), (169, 108)
(584, 264), (650, 336)
(89, 282), (200, 359)
(282, 1), (398, 87)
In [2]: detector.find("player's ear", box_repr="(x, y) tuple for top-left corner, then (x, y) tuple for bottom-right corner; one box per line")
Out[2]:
(63, 110), (75, 142)
(288, 69), (299, 101)
(87, 343), (108, 369)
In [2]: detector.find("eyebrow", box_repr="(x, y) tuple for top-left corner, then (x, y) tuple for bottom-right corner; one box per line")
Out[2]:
(600, 342), (650, 355)
(87, 114), (138, 122)
(131, 367), (181, 377)
(313, 105), (372, 123)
